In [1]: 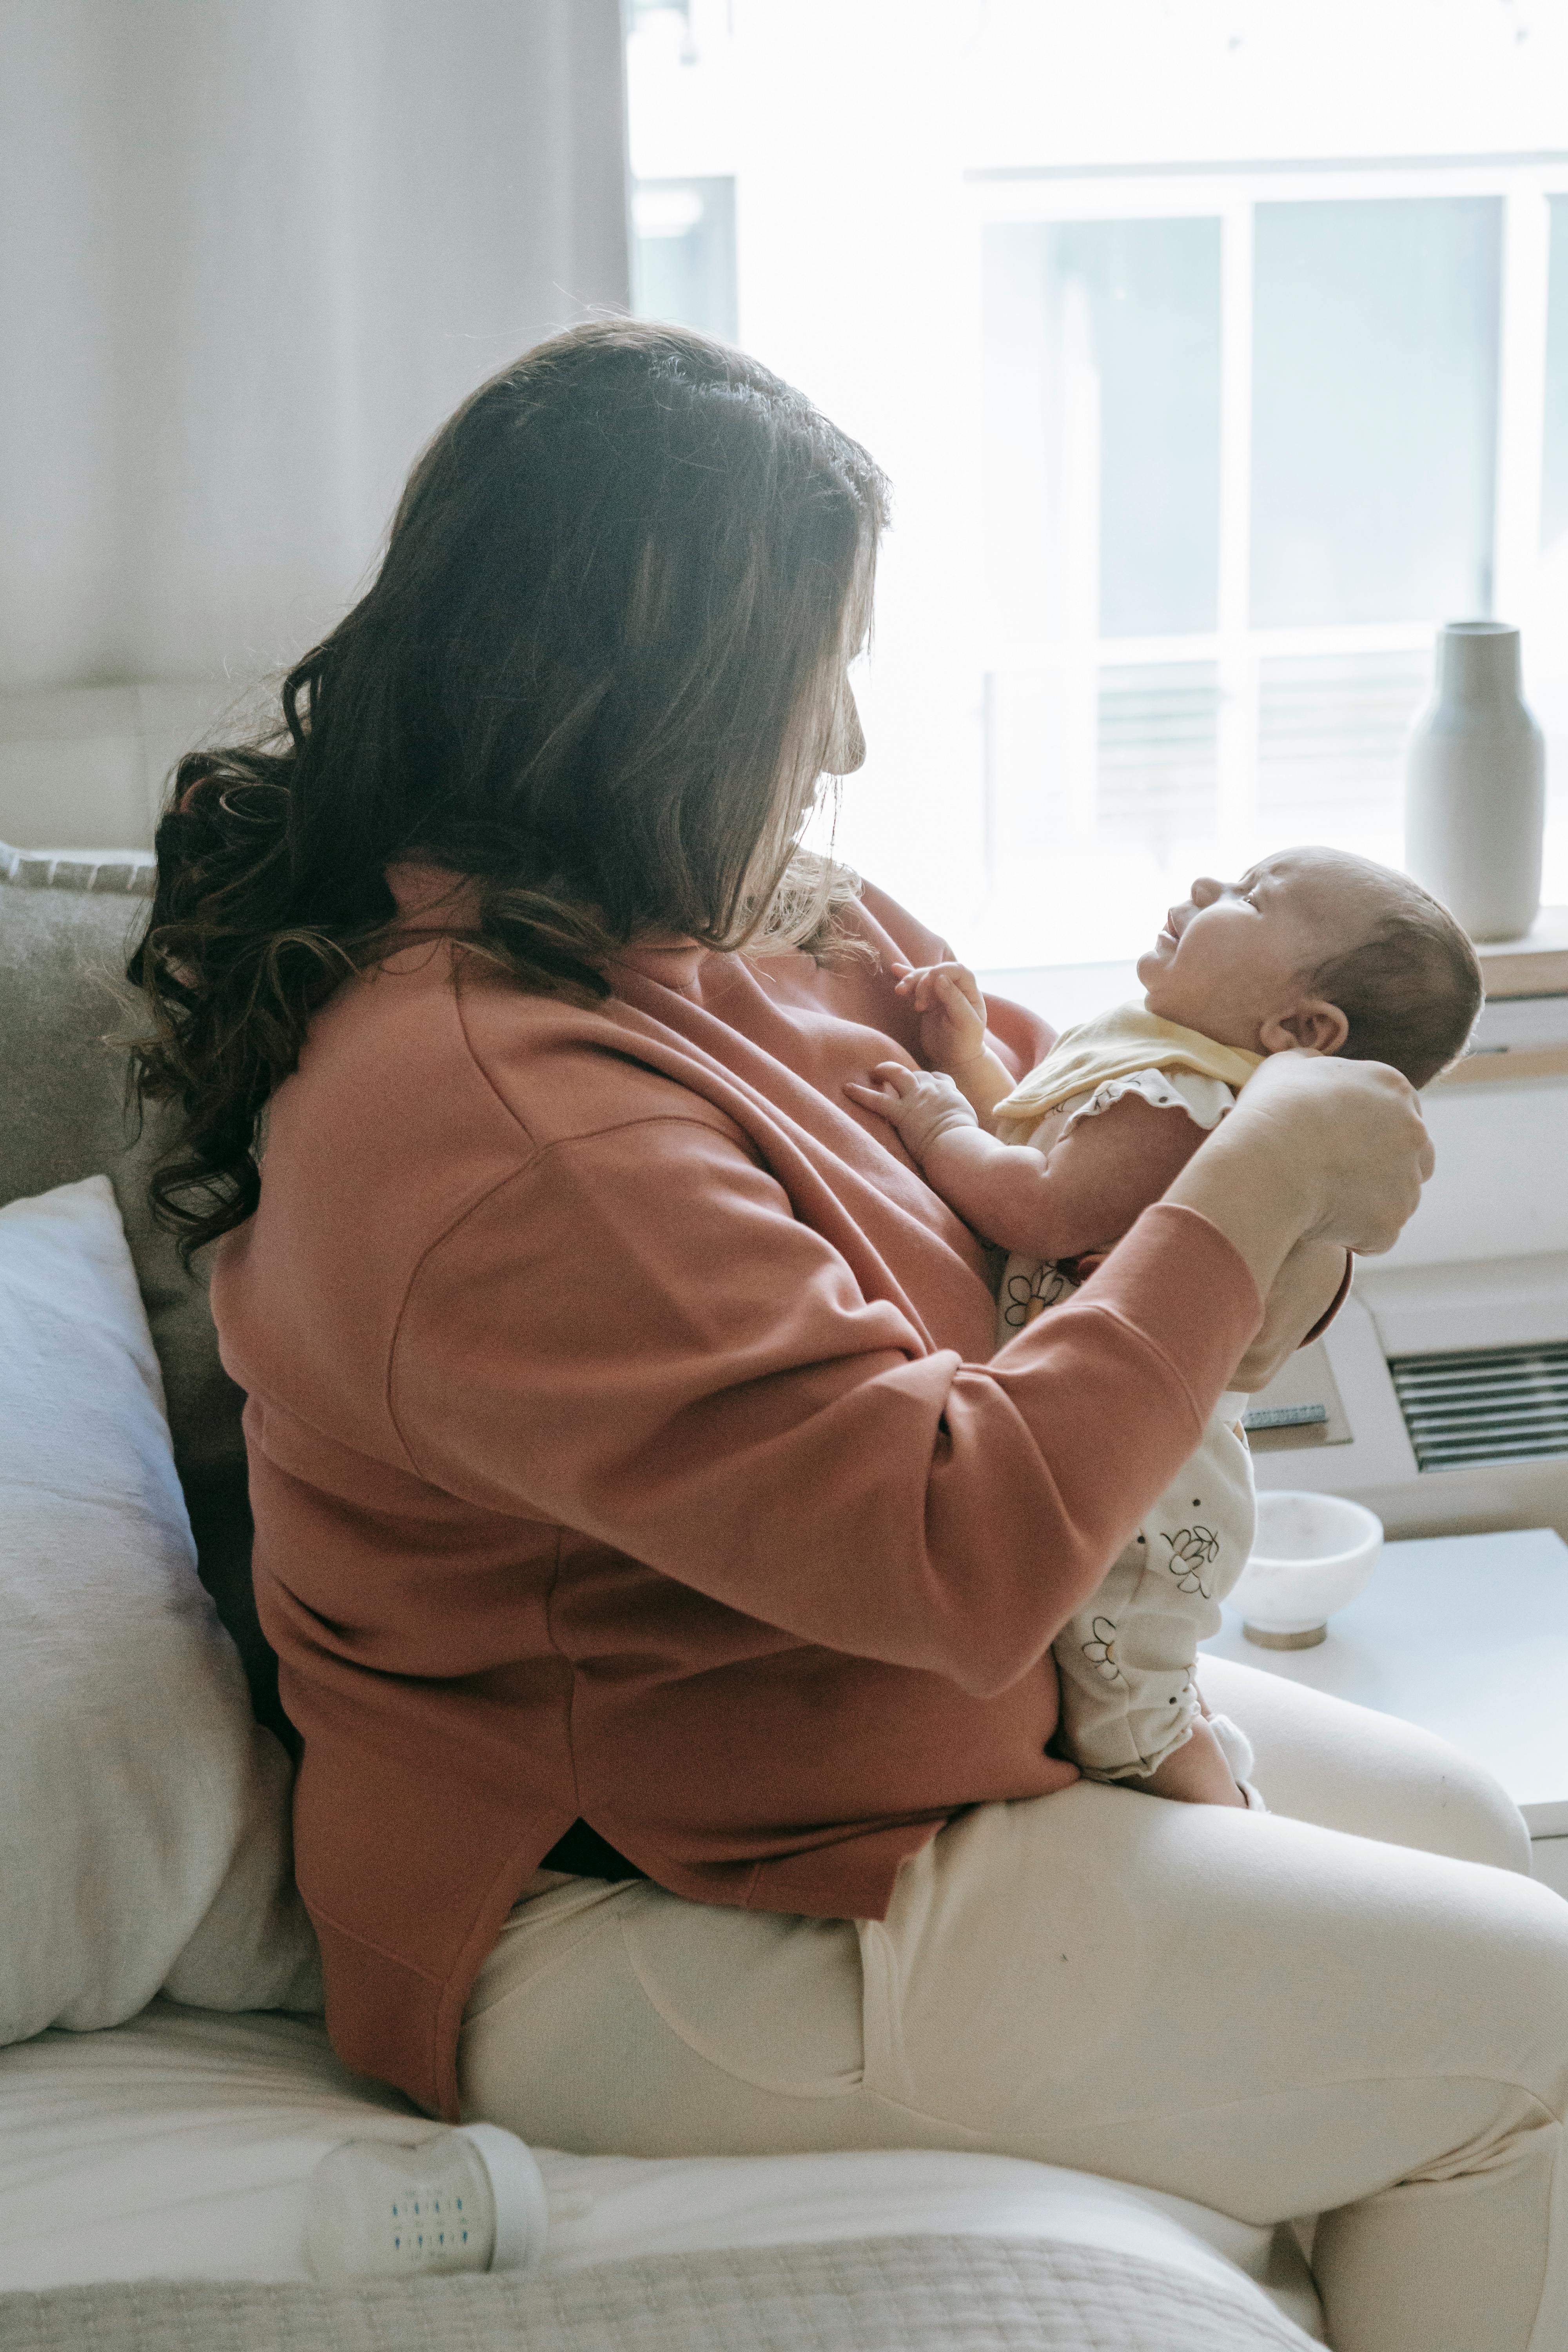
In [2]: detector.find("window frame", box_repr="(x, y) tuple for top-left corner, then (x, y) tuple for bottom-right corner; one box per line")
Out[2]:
(965, 151), (1568, 930)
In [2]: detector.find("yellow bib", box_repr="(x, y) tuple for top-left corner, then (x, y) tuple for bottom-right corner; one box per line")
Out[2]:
(994, 1004), (1264, 1139)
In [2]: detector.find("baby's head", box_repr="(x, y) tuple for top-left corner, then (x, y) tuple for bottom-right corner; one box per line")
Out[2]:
(1137, 847), (1482, 1088)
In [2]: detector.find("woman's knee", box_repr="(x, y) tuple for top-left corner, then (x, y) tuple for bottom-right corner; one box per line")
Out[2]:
(1201, 1654), (1533, 1873)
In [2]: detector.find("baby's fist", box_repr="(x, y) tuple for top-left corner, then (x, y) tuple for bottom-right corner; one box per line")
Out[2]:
(892, 960), (989, 1077)
(845, 1062), (978, 1164)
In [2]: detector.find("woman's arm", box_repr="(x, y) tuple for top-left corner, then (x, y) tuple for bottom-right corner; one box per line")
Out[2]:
(392, 1112), (1264, 1701)
(393, 1053), (1424, 1701)
(847, 1058), (1357, 1376)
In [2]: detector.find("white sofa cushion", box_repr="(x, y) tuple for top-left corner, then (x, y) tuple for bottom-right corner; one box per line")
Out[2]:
(0, 1174), (319, 2045)
(0, 2003), (1321, 2343)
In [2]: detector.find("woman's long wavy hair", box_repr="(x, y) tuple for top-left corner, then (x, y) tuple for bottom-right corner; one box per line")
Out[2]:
(128, 319), (889, 1263)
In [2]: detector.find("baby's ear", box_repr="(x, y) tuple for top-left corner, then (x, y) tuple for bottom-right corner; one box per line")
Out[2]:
(1259, 997), (1350, 1055)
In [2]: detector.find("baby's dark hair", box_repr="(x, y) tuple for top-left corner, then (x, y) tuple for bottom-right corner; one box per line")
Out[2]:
(1310, 878), (1482, 1089)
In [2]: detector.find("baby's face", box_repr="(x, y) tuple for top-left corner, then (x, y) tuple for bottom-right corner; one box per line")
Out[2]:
(1137, 847), (1389, 1052)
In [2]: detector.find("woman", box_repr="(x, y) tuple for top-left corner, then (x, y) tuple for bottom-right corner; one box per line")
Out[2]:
(132, 321), (1568, 2352)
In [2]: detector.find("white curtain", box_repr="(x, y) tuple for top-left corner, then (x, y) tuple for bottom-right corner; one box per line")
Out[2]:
(0, 0), (630, 702)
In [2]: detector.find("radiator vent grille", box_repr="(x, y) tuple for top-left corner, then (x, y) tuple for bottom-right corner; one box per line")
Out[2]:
(1389, 1342), (1568, 1472)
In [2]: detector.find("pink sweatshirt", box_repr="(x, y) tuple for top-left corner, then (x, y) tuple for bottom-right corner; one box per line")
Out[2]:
(211, 875), (1262, 2118)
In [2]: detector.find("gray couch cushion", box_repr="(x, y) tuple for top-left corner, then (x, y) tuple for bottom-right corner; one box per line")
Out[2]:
(0, 849), (283, 1743)
(0, 2236), (1321, 2352)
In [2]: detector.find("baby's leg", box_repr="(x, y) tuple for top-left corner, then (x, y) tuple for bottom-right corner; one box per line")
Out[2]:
(1052, 1412), (1256, 1793)
(1052, 1542), (1219, 1780)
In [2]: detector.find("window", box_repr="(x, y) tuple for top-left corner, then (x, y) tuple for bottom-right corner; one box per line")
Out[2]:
(626, 2), (1568, 970)
(633, 179), (739, 345)
(1250, 198), (1502, 630)
(1547, 196), (1568, 555)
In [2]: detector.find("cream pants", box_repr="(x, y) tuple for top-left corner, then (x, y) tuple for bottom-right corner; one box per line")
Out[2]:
(459, 1659), (1568, 2352)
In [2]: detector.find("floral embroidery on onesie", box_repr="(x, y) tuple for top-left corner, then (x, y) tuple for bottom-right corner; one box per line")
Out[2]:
(990, 1010), (1261, 1780)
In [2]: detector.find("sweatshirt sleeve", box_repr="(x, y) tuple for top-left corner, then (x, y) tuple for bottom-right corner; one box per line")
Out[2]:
(390, 1114), (1261, 1700)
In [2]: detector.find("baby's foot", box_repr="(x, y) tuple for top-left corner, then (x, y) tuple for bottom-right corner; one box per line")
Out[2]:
(1131, 1719), (1249, 1807)
(1206, 1711), (1267, 1808)
(303, 2123), (547, 2281)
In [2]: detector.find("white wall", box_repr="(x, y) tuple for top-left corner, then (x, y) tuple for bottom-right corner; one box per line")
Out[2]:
(0, 684), (232, 855)
(1388, 1073), (1568, 1269)
(0, 0), (629, 847)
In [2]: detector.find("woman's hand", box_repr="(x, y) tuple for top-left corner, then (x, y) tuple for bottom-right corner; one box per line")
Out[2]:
(1230, 1235), (1348, 1392)
(1164, 1050), (1433, 1305)
(1232, 1051), (1433, 1254)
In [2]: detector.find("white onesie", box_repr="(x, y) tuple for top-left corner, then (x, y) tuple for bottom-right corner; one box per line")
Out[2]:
(997, 1064), (1258, 1784)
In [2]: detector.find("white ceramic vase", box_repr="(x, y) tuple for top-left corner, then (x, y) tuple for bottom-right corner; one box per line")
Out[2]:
(1403, 620), (1545, 943)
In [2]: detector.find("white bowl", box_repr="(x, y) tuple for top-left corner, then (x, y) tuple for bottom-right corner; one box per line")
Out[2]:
(1231, 1492), (1383, 1649)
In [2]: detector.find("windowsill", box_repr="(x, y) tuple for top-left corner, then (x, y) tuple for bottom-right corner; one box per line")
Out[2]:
(1471, 909), (1568, 997)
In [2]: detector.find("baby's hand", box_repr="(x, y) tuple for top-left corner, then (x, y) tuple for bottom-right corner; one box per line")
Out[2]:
(845, 1062), (978, 1164)
(893, 960), (989, 1078)
(1130, 1719), (1248, 1808)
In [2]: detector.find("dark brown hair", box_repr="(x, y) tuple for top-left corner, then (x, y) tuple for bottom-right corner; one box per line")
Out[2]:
(1312, 879), (1483, 1089)
(127, 319), (888, 1262)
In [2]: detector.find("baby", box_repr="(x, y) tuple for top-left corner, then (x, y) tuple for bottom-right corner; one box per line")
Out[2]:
(848, 847), (1481, 1808)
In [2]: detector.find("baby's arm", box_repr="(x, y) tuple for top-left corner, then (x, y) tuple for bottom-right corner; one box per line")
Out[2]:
(892, 960), (1020, 1128)
(846, 1062), (1207, 1261)
(843, 1064), (1020, 1232)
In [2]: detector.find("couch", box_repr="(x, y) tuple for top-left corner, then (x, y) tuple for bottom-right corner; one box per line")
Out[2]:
(0, 842), (284, 1748)
(0, 840), (1325, 2348)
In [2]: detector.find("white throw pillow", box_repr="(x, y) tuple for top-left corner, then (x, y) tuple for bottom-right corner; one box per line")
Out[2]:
(0, 1175), (321, 2045)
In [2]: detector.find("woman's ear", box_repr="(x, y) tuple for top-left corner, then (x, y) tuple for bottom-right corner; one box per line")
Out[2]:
(1259, 996), (1350, 1055)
